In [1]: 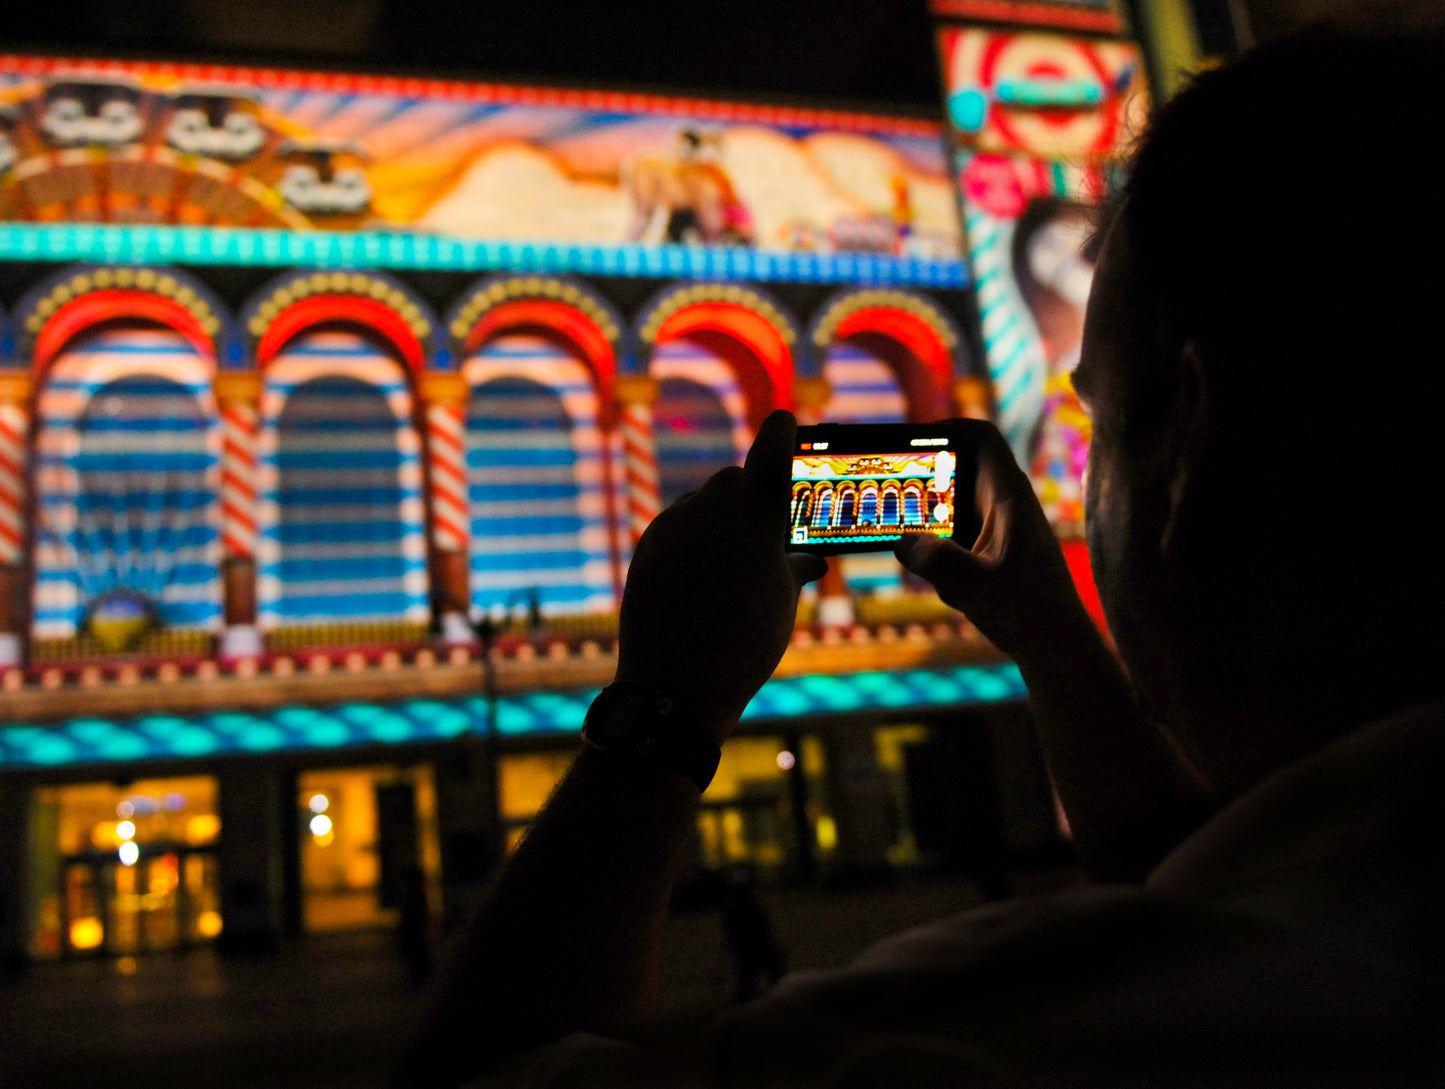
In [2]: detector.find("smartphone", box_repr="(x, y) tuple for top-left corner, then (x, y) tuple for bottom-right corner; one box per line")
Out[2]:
(789, 422), (977, 554)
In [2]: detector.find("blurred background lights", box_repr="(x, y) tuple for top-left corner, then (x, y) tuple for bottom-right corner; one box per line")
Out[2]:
(309, 813), (332, 837)
(776, 750), (797, 771)
(196, 911), (223, 939)
(308, 794), (329, 814)
(69, 917), (103, 950)
(115, 820), (135, 840)
(115, 800), (134, 818)
(118, 841), (139, 866)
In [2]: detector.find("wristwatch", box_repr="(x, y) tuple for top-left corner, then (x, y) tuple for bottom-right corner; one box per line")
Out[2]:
(581, 680), (721, 792)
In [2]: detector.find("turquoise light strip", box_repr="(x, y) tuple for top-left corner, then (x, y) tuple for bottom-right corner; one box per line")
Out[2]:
(0, 663), (1024, 768)
(0, 224), (971, 289)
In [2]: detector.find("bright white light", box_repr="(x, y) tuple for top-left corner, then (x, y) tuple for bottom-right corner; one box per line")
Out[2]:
(308, 794), (329, 814)
(116, 820), (136, 841)
(776, 750), (797, 771)
(118, 841), (139, 867)
(116, 801), (135, 819)
(309, 814), (333, 837)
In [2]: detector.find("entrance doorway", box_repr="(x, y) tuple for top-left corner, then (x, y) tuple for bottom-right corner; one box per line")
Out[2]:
(296, 764), (441, 933)
(31, 776), (223, 958)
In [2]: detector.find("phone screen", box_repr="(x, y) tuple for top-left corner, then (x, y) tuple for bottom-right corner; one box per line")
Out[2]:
(790, 424), (962, 553)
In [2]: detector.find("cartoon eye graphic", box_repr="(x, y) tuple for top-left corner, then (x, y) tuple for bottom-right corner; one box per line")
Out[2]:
(281, 164), (320, 192)
(222, 113), (264, 156)
(49, 98), (84, 123)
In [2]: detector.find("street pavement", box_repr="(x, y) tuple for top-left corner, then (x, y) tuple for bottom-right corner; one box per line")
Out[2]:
(1, 871), (1078, 1088)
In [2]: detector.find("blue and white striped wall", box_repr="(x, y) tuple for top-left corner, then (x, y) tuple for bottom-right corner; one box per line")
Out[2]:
(255, 331), (430, 628)
(463, 334), (613, 616)
(31, 328), (223, 638)
(651, 338), (751, 507)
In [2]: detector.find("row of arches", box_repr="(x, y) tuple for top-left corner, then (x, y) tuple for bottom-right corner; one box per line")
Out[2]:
(0, 266), (984, 647)
(3, 266), (970, 391)
(791, 479), (930, 531)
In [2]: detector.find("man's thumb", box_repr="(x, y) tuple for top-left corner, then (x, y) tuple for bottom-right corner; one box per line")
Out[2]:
(895, 534), (984, 610)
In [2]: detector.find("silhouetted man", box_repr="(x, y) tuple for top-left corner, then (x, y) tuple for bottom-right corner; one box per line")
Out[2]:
(397, 33), (1443, 1088)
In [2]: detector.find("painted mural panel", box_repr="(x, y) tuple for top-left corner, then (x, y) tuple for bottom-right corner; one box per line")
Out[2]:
(938, 25), (1144, 533)
(0, 58), (961, 261)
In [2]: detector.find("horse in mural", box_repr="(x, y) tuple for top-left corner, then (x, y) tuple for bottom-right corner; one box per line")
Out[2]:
(625, 129), (754, 247)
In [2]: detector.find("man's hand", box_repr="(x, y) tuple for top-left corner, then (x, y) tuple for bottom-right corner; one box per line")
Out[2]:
(895, 418), (1092, 661)
(896, 419), (1215, 882)
(617, 409), (827, 746)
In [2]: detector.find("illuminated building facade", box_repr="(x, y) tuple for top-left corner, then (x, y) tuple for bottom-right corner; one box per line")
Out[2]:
(0, 0), (1152, 963)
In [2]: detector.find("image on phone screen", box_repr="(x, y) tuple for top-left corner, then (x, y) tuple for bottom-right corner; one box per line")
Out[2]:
(790, 436), (958, 551)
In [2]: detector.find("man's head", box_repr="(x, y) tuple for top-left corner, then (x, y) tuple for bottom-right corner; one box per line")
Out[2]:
(1075, 32), (1444, 794)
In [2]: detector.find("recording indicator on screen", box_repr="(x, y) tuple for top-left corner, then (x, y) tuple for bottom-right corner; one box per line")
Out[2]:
(790, 448), (956, 546)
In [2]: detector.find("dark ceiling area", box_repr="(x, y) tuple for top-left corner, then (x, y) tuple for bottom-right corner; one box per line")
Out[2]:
(0, 0), (944, 112)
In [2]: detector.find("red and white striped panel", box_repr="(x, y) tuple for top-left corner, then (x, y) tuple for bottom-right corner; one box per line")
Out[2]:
(220, 400), (260, 559)
(621, 400), (661, 544)
(0, 403), (27, 565)
(426, 402), (469, 553)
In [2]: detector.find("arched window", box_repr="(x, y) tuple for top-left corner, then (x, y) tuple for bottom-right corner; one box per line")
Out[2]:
(823, 341), (907, 423)
(880, 486), (901, 525)
(273, 375), (417, 623)
(835, 487), (858, 528)
(651, 337), (749, 509)
(903, 483), (925, 525)
(812, 486), (834, 529)
(32, 326), (221, 641)
(858, 485), (879, 525)
(74, 376), (214, 629)
(791, 486), (813, 528)
(467, 375), (590, 614)
(654, 376), (738, 507)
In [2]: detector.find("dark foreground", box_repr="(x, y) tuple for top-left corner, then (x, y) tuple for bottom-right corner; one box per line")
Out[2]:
(2, 871), (1080, 1089)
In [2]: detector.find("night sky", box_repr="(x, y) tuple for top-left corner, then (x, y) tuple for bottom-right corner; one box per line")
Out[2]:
(0, 0), (944, 112)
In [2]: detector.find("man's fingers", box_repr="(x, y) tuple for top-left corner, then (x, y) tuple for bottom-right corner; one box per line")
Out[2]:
(786, 552), (829, 588)
(741, 410), (796, 533)
(895, 534), (985, 611)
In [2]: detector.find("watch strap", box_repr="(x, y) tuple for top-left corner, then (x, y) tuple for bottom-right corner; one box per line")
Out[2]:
(582, 681), (721, 792)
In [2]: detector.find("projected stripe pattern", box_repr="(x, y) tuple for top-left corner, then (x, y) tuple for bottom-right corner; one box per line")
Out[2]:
(0, 402), (26, 564)
(824, 341), (907, 595)
(464, 336), (612, 615)
(823, 342), (908, 425)
(620, 398), (660, 545)
(427, 401), (469, 552)
(256, 332), (428, 627)
(219, 400), (259, 558)
(31, 329), (222, 638)
(965, 207), (1047, 461)
(652, 339), (748, 507)
(0, 663), (1027, 767)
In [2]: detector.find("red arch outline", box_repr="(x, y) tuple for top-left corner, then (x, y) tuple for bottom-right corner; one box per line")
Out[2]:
(653, 302), (794, 415)
(256, 294), (425, 371)
(461, 299), (617, 401)
(832, 306), (954, 393)
(32, 290), (217, 374)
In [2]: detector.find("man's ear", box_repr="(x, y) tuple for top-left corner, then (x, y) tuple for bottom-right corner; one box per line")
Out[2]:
(1159, 341), (1211, 558)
